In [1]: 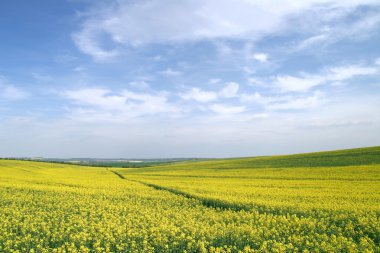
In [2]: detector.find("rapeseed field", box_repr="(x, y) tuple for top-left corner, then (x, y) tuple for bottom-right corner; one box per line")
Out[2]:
(1, 147), (379, 252)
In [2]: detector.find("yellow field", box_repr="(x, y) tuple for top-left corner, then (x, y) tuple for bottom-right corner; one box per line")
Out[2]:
(0, 147), (379, 252)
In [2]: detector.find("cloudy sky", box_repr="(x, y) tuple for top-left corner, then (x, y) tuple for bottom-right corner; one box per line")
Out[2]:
(0, 0), (380, 158)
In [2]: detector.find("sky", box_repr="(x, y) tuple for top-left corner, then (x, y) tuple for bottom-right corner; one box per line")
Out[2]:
(0, 0), (380, 158)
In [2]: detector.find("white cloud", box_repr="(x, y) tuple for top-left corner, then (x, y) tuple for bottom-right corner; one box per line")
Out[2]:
(209, 104), (245, 114)
(242, 66), (256, 75)
(159, 68), (182, 77)
(293, 7), (380, 52)
(72, 29), (119, 61)
(181, 88), (217, 103)
(251, 113), (269, 119)
(328, 66), (378, 81)
(219, 82), (239, 98)
(63, 87), (178, 121)
(129, 80), (150, 89)
(275, 74), (324, 93)
(31, 72), (53, 83)
(305, 119), (373, 129)
(209, 78), (221, 84)
(1, 85), (28, 100)
(247, 78), (267, 87)
(64, 88), (126, 111)
(214, 41), (234, 56)
(268, 91), (324, 110)
(0, 77), (28, 100)
(375, 58), (380, 65)
(151, 55), (164, 61)
(296, 34), (328, 50)
(275, 64), (379, 92)
(74, 66), (85, 72)
(252, 53), (268, 62)
(240, 92), (274, 105)
(73, 0), (380, 59)
(181, 82), (240, 103)
(54, 53), (78, 63)
(240, 91), (322, 111)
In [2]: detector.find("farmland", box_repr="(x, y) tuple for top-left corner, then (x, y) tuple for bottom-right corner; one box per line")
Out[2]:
(0, 146), (379, 252)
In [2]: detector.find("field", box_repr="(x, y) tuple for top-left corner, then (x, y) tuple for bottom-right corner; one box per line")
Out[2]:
(0, 147), (379, 252)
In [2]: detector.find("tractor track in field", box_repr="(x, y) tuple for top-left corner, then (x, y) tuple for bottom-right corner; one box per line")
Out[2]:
(108, 169), (250, 212)
(108, 168), (380, 225)
(107, 167), (380, 247)
(109, 169), (125, 179)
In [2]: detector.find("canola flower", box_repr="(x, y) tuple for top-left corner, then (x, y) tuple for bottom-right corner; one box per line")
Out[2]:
(0, 148), (379, 253)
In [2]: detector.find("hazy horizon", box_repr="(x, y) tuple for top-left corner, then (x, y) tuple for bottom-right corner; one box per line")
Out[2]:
(1, 1), (380, 158)
(1, 145), (378, 160)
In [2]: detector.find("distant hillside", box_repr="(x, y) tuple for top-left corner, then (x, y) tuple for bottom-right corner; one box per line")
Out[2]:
(126, 146), (380, 172)
(238, 146), (380, 168)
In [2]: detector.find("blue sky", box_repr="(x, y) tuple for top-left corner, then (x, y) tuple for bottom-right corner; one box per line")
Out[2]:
(0, 0), (380, 158)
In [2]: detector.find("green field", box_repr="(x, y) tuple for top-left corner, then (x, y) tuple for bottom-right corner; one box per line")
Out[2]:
(0, 147), (379, 252)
